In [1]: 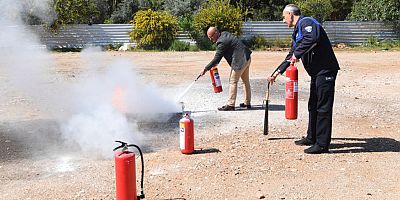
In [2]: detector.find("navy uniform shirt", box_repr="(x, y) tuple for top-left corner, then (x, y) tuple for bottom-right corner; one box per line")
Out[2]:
(277, 16), (340, 76)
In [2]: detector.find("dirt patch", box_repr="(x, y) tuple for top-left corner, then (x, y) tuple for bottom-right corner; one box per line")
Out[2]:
(1, 50), (400, 199)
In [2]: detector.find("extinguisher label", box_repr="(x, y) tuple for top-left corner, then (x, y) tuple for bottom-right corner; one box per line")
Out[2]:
(179, 122), (185, 149)
(214, 71), (222, 87)
(286, 81), (298, 99)
(293, 81), (298, 92)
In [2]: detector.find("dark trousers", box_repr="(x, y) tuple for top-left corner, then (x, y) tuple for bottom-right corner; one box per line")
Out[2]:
(306, 71), (338, 147)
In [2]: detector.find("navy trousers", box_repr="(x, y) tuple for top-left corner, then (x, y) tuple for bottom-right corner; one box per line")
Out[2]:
(306, 71), (338, 147)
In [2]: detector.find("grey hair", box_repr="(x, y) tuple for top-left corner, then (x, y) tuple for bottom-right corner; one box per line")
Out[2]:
(283, 4), (301, 16)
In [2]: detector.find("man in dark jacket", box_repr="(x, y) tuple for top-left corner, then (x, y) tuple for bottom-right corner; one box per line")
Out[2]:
(267, 4), (340, 154)
(199, 27), (252, 111)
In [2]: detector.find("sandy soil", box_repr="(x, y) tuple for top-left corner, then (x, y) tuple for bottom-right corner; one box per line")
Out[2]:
(1, 50), (400, 200)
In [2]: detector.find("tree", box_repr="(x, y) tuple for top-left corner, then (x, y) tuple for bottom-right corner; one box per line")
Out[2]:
(92, 0), (113, 23)
(163, 0), (204, 18)
(51, 0), (99, 29)
(230, 0), (292, 21)
(330, 0), (354, 21)
(295, 0), (333, 22)
(111, 0), (139, 23)
(347, 0), (399, 21)
(137, 0), (165, 10)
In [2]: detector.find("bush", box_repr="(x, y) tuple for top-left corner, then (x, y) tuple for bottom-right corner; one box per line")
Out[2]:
(193, 0), (242, 36)
(169, 40), (190, 51)
(189, 44), (200, 51)
(272, 37), (291, 48)
(248, 36), (272, 50)
(190, 0), (242, 50)
(130, 9), (178, 50)
(244, 36), (292, 50)
(364, 36), (379, 47)
(362, 36), (399, 50)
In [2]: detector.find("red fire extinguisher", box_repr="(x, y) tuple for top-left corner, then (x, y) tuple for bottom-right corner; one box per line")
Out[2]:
(210, 66), (223, 93)
(179, 112), (194, 154)
(114, 141), (145, 200)
(285, 62), (298, 120)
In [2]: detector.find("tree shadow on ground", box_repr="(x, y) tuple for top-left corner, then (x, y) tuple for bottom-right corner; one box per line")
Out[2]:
(329, 137), (400, 153)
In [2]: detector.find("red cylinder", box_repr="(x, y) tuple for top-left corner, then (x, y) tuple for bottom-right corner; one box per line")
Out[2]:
(285, 63), (298, 120)
(115, 151), (137, 200)
(179, 113), (194, 154)
(210, 67), (223, 93)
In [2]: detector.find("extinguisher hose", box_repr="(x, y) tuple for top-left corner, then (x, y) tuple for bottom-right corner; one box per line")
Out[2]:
(127, 144), (145, 199)
(264, 65), (281, 135)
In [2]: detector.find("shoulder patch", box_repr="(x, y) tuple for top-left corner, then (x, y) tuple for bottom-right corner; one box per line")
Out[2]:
(305, 26), (312, 32)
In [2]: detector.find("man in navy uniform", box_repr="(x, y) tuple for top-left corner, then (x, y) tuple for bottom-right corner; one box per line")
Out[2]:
(267, 4), (340, 154)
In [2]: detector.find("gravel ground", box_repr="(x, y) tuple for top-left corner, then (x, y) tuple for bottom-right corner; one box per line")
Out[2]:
(0, 50), (399, 200)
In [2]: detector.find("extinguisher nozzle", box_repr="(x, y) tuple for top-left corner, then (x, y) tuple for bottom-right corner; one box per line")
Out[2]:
(195, 74), (202, 81)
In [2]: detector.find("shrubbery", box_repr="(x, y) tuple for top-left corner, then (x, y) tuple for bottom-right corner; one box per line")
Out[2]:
(130, 9), (178, 50)
(169, 40), (190, 51)
(245, 36), (291, 50)
(190, 0), (242, 50)
(193, 0), (242, 36)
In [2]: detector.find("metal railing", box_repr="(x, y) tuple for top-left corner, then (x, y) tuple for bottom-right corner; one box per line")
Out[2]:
(31, 21), (398, 49)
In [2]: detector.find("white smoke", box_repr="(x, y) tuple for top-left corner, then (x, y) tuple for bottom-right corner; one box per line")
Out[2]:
(61, 48), (180, 157)
(0, 1), (180, 158)
(0, 0), (56, 112)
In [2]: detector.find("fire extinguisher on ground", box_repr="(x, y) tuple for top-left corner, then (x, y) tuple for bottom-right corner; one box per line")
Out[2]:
(113, 141), (145, 200)
(210, 66), (223, 93)
(285, 62), (298, 120)
(179, 112), (194, 154)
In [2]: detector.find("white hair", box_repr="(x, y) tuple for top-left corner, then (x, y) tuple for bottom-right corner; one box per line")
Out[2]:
(283, 4), (301, 16)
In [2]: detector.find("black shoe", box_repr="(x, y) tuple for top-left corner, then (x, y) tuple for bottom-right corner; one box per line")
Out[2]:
(304, 144), (329, 154)
(218, 105), (235, 111)
(239, 103), (251, 109)
(294, 137), (314, 146)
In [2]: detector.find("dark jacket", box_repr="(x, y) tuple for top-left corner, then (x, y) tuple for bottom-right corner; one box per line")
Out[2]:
(277, 16), (340, 76)
(205, 31), (252, 71)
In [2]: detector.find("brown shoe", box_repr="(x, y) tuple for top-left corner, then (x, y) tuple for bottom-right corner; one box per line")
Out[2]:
(218, 105), (235, 111)
(239, 103), (251, 109)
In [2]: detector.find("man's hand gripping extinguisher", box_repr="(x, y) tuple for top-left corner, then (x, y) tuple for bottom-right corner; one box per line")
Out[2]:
(285, 62), (298, 120)
(209, 66), (223, 93)
(113, 141), (145, 200)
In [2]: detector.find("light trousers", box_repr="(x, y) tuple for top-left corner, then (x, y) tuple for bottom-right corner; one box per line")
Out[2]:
(227, 58), (251, 106)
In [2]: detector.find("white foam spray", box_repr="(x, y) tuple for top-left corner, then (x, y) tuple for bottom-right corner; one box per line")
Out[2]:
(176, 80), (197, 102)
